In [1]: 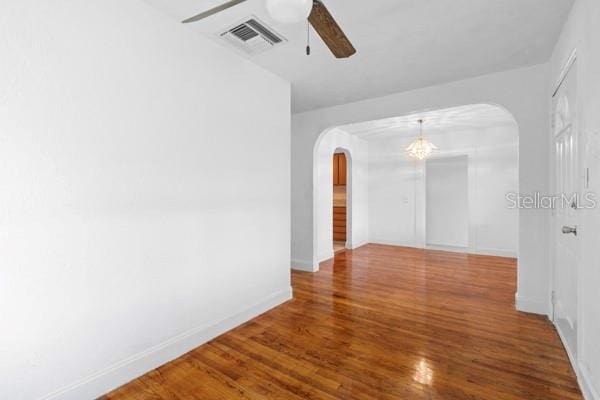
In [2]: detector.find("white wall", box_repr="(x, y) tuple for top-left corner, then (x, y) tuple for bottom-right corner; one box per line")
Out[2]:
(292, 64), (550, 315)
(368, 146), (422, 248)
(0, 1), (291, 399)
(550, 0), (600, 398)
(308, 129), (368, 269)
(426, 156), (469, 248)
(368, 122), (519, 257)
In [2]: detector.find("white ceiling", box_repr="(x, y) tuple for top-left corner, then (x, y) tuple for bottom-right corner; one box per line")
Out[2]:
(144, 0), (574, 113)
(337, 104), (517, 141)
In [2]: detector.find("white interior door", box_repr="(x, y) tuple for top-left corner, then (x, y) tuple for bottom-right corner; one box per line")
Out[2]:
(552, 60), (579, 361)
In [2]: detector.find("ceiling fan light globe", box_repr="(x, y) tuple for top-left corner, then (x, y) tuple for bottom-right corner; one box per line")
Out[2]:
(265, 0), (313, 24)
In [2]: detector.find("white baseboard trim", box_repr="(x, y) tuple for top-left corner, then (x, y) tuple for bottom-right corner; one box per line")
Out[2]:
(348, 240), (369, 250)
(555, 324), (599, 400)
(428, 244), (517, 258)
(370, 240), (517, 258)
(38, 287), (293, 400)
(515, 292), (548, 316)
(555, 320), (578, 380)
(426, 244), (469, 253)
(369, 238), (416, 248)
(578, 360), (600, 400)
(318, 250), (334, 263)
(468, 247), (518, 258)
(291, 258), (318, 272)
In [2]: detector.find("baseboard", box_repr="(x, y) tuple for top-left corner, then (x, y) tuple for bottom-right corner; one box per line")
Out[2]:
(428, 244), (517, 258)
(370, 240), (517, 258)
(426, 244), (469, 253)
(347, 240), (368, 250)
(369, 238), (416, 248)
(291, 258), (318, 272)
(555, 327), (600, 400)
(555, 320), (578, 381)
(38, 286), (293, 400)
(578, 360), (600, 400)
(468, 247), (518, 258)
(515, 292), (548, 316)
(318, 250), (334, 263)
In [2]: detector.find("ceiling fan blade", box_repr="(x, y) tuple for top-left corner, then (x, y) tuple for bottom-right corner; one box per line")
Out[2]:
(182, 0), (247, 23)
(308, 0), (356, 58)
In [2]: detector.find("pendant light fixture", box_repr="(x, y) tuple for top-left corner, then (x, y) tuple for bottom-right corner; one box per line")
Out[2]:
(406, 119), (438, 160)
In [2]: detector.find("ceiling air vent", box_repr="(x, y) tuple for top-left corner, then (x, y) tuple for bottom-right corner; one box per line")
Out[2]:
(220, 17), (286, 56)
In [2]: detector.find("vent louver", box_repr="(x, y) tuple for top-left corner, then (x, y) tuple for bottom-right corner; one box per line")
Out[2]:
(220, 17), (286, 56)
(245, 19), (282, 44)
(230, 24), (259, 42)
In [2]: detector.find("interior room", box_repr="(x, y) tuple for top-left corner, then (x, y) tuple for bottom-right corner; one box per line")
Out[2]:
(2, 1), (600, 399)
(315, 104), (519, 263)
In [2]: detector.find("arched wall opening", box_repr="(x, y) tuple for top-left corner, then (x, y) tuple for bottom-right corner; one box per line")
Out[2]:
(313, 128), (369, 265)
(311, 103), (520, 273)
(292, 66), (549, 313)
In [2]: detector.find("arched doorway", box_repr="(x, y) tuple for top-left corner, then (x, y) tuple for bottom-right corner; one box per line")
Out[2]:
(311, 104), (520, 273)
(313, 128), (365, 265)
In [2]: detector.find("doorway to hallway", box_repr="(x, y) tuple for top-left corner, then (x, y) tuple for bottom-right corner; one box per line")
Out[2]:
(333, 152), (348, 254)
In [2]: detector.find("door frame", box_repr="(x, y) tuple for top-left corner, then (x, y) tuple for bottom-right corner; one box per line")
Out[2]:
(549, 47), (584, 375)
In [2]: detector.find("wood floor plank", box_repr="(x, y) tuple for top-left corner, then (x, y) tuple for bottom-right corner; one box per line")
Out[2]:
(102, 245), (582, 400)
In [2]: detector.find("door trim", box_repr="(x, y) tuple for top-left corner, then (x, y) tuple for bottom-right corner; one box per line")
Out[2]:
(549, 50), (578, 323)
(549, 49), (590, 400)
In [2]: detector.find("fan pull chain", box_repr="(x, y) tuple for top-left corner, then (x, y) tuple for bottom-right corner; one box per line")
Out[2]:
(306, 20), (311, 56)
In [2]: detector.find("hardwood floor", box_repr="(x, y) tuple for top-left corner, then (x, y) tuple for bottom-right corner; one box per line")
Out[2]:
(333, 241), (346, 253)
(102, 245), (582, 400)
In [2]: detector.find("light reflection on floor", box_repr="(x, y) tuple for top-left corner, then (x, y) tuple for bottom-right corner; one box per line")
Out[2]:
(413, 358), (434, 386)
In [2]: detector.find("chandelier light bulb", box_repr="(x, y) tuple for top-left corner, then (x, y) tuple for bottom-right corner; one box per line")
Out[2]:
(406, 119), (438, 160)
(265, 0), (313, 24)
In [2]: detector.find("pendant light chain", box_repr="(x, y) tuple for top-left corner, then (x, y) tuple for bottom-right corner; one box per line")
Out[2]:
(306, 20), (311, 56)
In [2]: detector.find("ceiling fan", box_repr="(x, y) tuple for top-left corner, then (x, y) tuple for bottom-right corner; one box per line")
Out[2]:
(182, 0), (356, 58)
